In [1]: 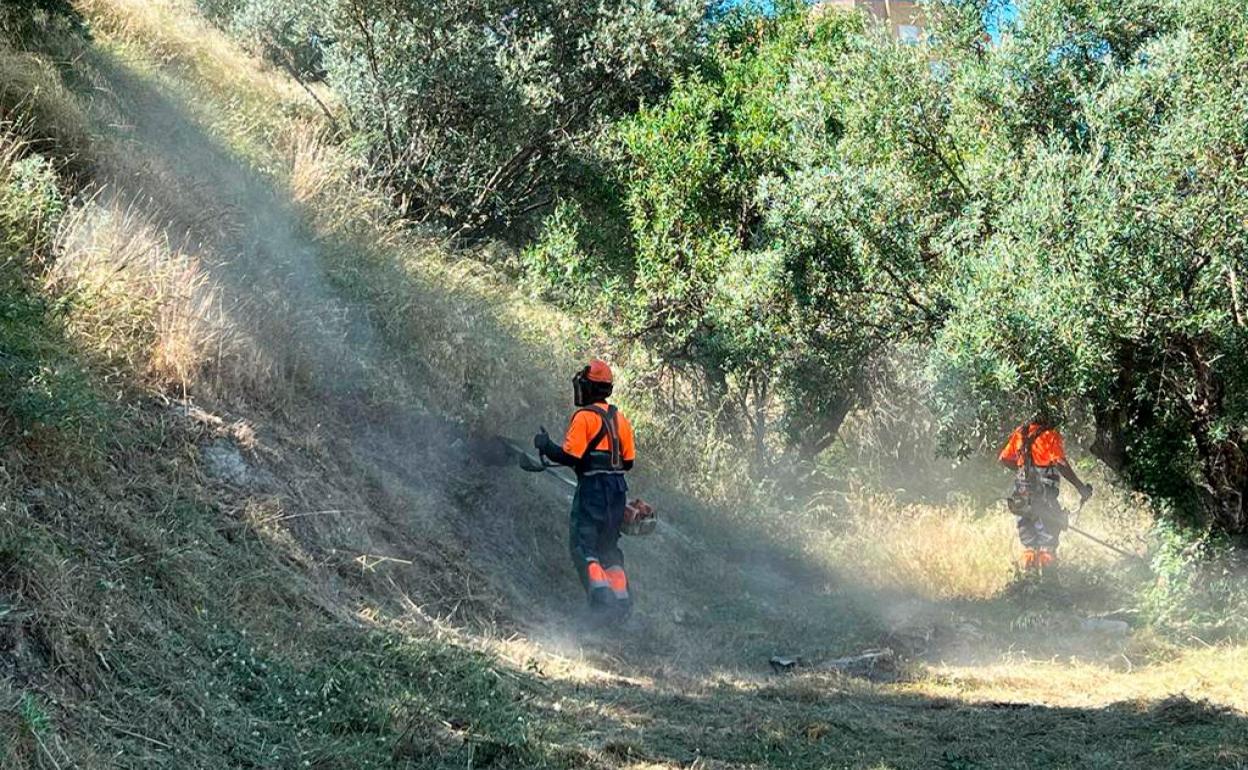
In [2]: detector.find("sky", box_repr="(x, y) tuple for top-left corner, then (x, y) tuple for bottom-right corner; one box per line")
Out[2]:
(986, 1), (1021, 38)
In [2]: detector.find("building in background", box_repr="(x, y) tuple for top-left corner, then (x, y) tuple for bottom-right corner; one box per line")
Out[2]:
(815, 0), (926, 43)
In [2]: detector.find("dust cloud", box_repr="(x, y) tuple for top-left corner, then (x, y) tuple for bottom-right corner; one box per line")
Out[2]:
(70, 41), (1185, 684)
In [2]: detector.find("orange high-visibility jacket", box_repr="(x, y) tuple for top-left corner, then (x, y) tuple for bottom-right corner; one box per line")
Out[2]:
(999, 423), (1067, 468)
(562, 403), (636, 464)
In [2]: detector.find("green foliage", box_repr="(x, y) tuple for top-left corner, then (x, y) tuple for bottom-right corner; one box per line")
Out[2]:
(195, 0), (1248, 529)
(546, 0), (1248, 531)
(602, 6), (873, 463)
(547, 4), (946, 467)
(195, 0), (246, 25)
(312, 0), (704, 238)
(17, 692), (52, 738)
(216, 0), (327, 79)
(0, 0), (84, 42)
(0, 154), (63, 250)
(519, 199), (611, 305)
(1145, 519), (1248, 637)
(0, 150), (100, 440)
(925, 0), (1248, 531)
(203, 0), (706, 235)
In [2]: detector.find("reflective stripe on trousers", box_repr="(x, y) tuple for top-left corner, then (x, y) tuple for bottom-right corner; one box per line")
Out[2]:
(605, 565), (628, 601)
(585, 559), (611, 591)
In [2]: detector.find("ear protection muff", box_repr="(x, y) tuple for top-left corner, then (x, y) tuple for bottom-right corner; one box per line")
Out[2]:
(573, 366), (592, 407)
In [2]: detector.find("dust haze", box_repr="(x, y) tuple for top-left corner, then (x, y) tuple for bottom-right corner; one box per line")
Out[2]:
(60, 38), (1219, 687)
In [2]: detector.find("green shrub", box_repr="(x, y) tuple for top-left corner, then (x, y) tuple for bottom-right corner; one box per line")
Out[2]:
(0, 152), (64, 253)
(0, 148), (100, 440)
(1145, 518), (1248, 638)
(519, 199), (610, 306)
(220, 0), (327, 80)
(0, 0), (84, 44)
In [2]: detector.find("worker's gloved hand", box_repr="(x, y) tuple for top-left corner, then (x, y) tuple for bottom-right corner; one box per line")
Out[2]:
(533, 427), (553, 456)
(1080, 483), (1094, 503)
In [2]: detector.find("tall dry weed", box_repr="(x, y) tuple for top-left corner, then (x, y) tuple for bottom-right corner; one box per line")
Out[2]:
(812, 489), (1018, 600)
(48, 197), (255, 395)
(0, 45), (91, 164)
(77, 0), (302, 115)
(808, 484), (1151, 602)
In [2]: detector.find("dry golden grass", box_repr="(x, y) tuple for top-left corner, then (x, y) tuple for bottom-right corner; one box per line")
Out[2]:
(48, 197), (247, 395)
(0, 43), (92, 163)
(820, 492), (1019, 600)
(807, 484), (1153, 602)
(76, 0), (304, 115)
(916, 644), (1248, 712)
(283, 121), (360, 210)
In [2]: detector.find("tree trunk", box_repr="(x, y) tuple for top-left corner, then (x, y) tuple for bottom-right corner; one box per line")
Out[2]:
(796, 393), (853, 462)
(1093, 340), (1248, 535)
(1181, 337), (1248, 533)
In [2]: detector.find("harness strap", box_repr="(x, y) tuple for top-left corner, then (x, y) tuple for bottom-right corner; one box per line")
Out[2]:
(578, 405), (622, 471)
(1020, 422), (1043, 475)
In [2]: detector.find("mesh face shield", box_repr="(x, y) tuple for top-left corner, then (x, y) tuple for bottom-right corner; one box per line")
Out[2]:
(572, 366), (613, 406)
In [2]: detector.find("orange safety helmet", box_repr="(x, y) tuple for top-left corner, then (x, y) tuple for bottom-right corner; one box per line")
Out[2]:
(585, 359), (613, 383)
(573, 359), (614, 406)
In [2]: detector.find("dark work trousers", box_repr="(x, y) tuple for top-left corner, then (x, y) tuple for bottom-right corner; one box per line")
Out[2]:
(1016, 491), (1066, 551)
(569, 473), (628, 607)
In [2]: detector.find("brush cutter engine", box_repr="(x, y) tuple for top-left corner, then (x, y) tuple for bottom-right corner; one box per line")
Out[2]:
(622, 498), (657, 536)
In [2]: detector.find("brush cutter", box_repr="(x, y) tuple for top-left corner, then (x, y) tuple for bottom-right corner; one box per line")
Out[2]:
(1004, 495), (1144, 563)
(495, 436), (571, 484)
(1062, 497), (1145, 562)
(493, 436), (658, 536)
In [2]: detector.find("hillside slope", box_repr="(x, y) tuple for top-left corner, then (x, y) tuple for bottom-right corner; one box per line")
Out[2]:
(1, 2), (1246, 768)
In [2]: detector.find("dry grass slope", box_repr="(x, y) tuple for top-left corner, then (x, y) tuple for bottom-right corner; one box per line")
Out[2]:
(0, 2), (1244, 769)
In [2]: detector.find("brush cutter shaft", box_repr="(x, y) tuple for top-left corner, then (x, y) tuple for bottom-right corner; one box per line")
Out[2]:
(1064, 523), (1142, 561)
(1004, 499), (1142, 562)
(498, 436), (656, 533)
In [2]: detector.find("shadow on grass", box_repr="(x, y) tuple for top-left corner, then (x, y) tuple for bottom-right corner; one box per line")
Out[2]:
(0, 22), (1245, 770)
(535, 665), (1248, 770)
(56, 31), (892, 669)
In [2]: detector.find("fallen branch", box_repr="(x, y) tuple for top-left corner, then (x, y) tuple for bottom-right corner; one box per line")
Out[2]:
(814, 648), (896, 675)
(110, 725), (172, 750)
(770, 648), (897, 679)
(355, 554), (414, 572)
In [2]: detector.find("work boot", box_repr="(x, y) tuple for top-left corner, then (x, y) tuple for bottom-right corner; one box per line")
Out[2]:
(610, 597), (632, 626)
(588, 586), (615, 611)
(584, 599), (628, 631)
(1035, 548), (1060, 584)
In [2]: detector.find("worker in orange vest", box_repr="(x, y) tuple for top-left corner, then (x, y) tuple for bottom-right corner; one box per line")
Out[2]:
(535, 359), (637, 622)
(999, 419), (1093, 571)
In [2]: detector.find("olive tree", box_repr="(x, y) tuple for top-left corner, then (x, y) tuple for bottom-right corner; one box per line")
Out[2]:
(927, 0), (1248, 532)
(319, 0), (706, 239)
(196, 0), (706, 238)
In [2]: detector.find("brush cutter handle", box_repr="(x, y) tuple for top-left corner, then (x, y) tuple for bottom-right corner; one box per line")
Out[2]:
(498, 436), (554, 472)
(517, 453), (550, 472)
